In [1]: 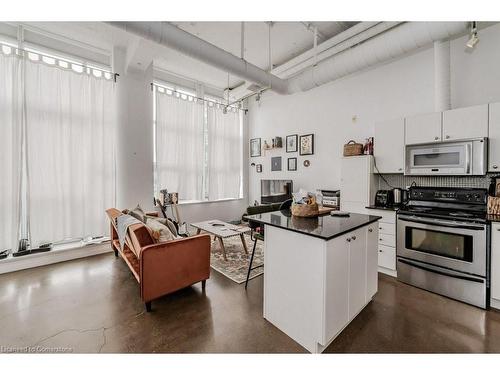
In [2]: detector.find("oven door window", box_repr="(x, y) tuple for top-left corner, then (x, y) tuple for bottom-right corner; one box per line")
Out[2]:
(405, 227), (473, 262)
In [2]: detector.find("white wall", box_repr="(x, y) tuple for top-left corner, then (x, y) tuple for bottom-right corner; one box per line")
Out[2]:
(248, 23), (500, 203)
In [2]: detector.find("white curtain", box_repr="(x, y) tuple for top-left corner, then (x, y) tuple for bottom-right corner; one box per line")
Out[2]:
(0, 52), (22, 251)
(24, 60), (116, 247)
(207, 106), (242, 200)
(156, 93), (204, 201)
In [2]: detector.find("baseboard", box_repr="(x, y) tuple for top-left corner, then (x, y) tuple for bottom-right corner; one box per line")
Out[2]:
(0, 243), (112, 275)
(491, 298), (500, 310)
(378, 266), (397, 278)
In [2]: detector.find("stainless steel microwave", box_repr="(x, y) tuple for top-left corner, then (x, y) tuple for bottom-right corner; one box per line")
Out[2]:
(405, 138), (487, 176)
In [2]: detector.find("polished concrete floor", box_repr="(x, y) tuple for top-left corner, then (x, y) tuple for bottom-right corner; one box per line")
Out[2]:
(1, 251), (500, 353)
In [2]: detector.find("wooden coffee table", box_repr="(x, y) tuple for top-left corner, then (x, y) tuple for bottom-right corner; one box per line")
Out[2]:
(190, 220), (251, 261)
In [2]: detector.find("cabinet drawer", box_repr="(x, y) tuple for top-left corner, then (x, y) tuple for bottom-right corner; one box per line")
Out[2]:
(378, 245), (396, 270)
(378, 233), (395, 247)
(378, 222), (396, 236)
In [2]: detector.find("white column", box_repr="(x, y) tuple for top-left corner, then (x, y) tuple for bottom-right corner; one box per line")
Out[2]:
(112, 46), (154, 210)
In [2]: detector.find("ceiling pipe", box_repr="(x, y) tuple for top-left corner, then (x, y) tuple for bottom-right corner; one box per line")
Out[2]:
(287, 22), (469, 93)
(106, 22), (289, 95)
(275, 22), (402, 78)
(107, 21), (469, 96)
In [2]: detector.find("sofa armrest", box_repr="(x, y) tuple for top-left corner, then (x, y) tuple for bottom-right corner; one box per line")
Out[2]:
(139, 234), (211, 303)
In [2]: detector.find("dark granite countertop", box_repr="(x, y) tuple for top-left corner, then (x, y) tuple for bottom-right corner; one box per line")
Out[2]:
(365, 205), (400, 212)
(244, 210), (382, 241)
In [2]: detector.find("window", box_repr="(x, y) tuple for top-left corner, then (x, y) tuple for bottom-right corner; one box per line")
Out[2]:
(153, 82), (243, 203)
(0, 38), (115, 251)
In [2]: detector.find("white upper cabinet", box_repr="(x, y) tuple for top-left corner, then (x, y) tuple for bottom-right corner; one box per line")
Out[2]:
(489, 102), (500, 172)
(405, 112), (442, 145)
(374, 118), (405, 173)
(442, 104), (488, 141)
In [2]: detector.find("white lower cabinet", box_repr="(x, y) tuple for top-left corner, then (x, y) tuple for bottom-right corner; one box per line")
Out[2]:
(491, 223), (500, 309)
(323, 223), (379, 349)
(368, 208), (397, 277)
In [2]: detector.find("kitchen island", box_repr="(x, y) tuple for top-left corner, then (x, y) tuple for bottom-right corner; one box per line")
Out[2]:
(245, 210), (381, 353)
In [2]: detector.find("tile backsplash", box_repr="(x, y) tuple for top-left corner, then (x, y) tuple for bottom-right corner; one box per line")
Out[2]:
(377, 173), (500, 190)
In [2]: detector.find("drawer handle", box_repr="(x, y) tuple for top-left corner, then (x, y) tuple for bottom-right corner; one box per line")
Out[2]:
(379, 238), (383, 241)
(445, 135), (450, 139)
(351, 236), (356, 240)
(494, 165), (498, 169)
(379, 249), (383, 253)
(368, 228), (373, 233)
(434, 136), (439, 141)
(346, 238), (351, 242)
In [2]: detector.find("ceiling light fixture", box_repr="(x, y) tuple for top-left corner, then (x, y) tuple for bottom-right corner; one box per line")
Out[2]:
(466, 21), (479, 49)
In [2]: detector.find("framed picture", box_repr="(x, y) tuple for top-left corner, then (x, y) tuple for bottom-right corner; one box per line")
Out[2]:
(250, 138), (261, 157)
(256, 164), (262, 173)
(271, 156), (282, 171)
(496, 177), (500, 197)
(287, 157), (297, 171)
(299, 134), (314, 155)
(286, 134), (298, 153)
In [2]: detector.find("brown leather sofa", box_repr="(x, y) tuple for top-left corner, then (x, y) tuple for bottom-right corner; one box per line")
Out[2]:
(106, 208), (211, 312)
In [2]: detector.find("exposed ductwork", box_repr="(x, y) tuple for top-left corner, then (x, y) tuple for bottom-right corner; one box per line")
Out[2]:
(106, 22), (289, 94)
(287, 22), (469, 93)
(433, 40), (451, 112)
(107, 21), (470, 96)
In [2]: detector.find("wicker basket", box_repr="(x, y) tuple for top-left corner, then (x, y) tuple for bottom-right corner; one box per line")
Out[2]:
(291, 202), (319, 217)
(343, 140), (364, 156)
(488, 196), (500, 215)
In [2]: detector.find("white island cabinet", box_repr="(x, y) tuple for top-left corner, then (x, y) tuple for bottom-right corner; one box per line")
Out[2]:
(246, 211), (380, 353)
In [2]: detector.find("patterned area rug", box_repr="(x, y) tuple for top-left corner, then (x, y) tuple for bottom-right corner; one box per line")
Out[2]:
(209, 233), (264, 284)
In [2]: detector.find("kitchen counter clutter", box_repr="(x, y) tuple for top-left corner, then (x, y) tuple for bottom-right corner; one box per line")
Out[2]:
(245, 210), (381, 353)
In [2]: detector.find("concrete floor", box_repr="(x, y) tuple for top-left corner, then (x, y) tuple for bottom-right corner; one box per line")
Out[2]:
(1, 252), (500, 353)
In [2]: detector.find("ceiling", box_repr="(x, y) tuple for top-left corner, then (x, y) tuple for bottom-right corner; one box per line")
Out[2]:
(152, 21), (358, 90)
(0, 21), (359, 92)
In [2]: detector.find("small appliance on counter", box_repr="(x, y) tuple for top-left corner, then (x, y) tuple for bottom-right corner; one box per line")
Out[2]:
(374, 190), (394, 208)
(321, 190), (340, 209)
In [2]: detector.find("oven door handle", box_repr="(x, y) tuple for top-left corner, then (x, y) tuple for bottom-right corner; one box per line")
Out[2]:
(397, 258), (485, 283)
(398, 215), (485, 231)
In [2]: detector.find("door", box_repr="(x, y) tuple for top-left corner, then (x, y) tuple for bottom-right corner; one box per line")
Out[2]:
(489, 102), (500, 172)
(323, 234), (350, 344)
(491, 223), (500, 301)
(405, 112), (442, 145)
(442, 104), (488, 141)
(374, 118), (405, 173)
(397, 215), (487, 276)
(366, 224), (378, 301)
(348, 227), (367, 320)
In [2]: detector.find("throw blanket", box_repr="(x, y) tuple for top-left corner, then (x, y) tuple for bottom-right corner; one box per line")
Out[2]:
(116, 214), (141, 251)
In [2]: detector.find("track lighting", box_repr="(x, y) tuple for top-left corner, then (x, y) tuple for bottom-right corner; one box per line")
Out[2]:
(466, 22), (479, 50)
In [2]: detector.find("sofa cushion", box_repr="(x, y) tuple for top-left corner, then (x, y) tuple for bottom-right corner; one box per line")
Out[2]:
(145, 217), (176, 242)
(125, 204), (147, 222)
(146, 215), (179, 237)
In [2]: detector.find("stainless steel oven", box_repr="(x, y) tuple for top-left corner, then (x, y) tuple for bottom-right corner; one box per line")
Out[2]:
(397, 214), (489, 308)
(405, 138), (487, 176)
